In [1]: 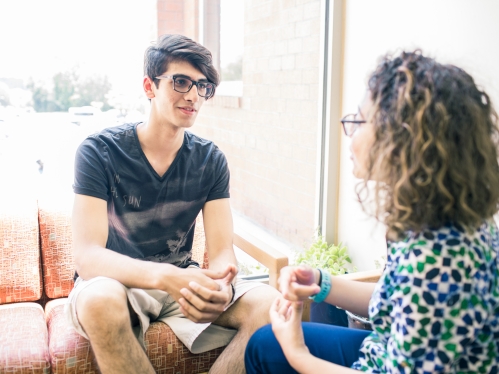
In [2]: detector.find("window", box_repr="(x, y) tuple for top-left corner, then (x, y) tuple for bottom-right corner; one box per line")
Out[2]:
(217, 0), (244, 97)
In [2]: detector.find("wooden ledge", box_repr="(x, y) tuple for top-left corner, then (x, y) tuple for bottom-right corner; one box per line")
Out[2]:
(335, 269), (382, 283)
(233, 225), (289, 289)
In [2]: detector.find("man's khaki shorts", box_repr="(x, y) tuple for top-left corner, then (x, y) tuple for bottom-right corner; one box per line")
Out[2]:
(65, 274), (267, 354)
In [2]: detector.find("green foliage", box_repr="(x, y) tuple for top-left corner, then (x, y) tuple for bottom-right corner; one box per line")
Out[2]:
(237, 261), (269, 276)
(27, 71), (113, 112)
(27, 80), (55, 112)
(374, 255), (387, 270)
(73, 75), (113, 111)
(0, 83), (10, 106)
(295, 232), (354, 276)
(53, 71), (77, 111)
(221, 57), (242, 81)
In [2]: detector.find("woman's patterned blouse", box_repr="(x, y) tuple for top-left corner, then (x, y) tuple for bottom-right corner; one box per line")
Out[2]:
(352, 221), (499, 373)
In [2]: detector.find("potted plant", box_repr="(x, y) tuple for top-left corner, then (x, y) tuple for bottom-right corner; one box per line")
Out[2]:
(295, 232), (355, 326)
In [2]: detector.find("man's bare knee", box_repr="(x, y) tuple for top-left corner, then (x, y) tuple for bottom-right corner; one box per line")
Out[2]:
(76, 279), (130, 336)
(215, 285), (279, 331)
(241, 286), (279, 327)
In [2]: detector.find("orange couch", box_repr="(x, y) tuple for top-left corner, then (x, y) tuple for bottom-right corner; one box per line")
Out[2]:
(0, 195), (289, 374)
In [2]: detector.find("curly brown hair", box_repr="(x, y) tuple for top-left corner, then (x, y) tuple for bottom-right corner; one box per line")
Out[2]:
(360, 50), (499, 239)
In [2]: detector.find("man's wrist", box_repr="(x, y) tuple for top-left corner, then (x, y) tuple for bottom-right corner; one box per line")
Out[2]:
(151, 262), (179, 291)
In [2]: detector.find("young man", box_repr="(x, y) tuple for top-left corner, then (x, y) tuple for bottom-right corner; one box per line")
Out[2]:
(66, 34), (278, 374)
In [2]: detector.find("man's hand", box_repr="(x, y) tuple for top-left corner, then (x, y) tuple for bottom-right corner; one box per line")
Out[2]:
(177, 263), (237, 323)
(279, 265), (321, 301)
(157, 265), (229, 305)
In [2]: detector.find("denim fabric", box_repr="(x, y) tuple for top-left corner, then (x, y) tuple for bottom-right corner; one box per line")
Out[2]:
(245, 323), (370, 373)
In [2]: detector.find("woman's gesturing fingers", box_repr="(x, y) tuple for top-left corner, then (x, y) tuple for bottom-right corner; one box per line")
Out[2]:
(279, 266), (321, 301)
(270, 296), (308, 357)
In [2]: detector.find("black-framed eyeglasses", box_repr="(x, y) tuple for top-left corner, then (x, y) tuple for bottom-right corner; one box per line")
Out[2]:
(155, 75), (216, 99)
(340, 113), (366, 137)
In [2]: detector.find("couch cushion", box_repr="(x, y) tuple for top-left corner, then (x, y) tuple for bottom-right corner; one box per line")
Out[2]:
(45, 298), (99, 373)
(0, 303), (50, 373)
(38, 200), (75, 299)
(0, 197), (42, 304)
(145, 321), (224, 373)
(45, 299), (225, 373)
(45, 299), (99, 374)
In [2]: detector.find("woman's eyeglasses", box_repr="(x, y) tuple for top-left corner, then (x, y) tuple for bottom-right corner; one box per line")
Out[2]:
(340, 113), (366, 137)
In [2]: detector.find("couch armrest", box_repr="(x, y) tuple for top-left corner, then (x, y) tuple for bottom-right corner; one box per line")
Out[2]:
(233, 225), (289, 289)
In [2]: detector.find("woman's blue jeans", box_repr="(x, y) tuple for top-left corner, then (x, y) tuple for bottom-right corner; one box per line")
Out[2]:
(245, 323), (370, 373)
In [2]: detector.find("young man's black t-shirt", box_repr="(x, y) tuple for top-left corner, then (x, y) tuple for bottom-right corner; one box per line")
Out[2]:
(73, 123), (230, 272)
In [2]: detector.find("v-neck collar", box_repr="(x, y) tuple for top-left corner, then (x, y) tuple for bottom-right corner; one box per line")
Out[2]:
(133, 123), (186, 181)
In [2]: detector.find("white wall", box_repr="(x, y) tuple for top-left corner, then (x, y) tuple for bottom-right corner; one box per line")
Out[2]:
(337, 0), (499, 270)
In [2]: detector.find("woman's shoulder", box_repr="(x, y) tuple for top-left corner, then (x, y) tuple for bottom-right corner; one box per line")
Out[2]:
(387, 220), (499, 280)
(391, 220), (497, 253)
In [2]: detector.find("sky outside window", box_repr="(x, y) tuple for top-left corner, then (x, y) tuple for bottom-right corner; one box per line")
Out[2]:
(0, 0), (157, 105)
(218, 0), (243, 94)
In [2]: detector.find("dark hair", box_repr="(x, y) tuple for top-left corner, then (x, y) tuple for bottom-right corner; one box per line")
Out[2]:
(360, 50), (499, 239)
(144, 34), (219, 92)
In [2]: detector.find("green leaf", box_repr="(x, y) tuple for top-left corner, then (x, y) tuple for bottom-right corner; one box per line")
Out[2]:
(294, 230), (355, 274)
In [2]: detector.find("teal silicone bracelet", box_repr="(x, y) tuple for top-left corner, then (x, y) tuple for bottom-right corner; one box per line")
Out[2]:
(309, 269), (331, 303)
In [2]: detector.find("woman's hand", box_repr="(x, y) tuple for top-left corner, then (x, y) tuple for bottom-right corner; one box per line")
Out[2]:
(270, 297), (309, 359)
(279, 265), (321, 301)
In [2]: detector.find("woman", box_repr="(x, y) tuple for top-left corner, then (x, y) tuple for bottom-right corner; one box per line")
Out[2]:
(245, 51), (499, 373)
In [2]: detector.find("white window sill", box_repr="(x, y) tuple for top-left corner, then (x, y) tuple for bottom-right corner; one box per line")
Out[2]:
(207, 81), (243, 108)
(207, 95), (241, 109)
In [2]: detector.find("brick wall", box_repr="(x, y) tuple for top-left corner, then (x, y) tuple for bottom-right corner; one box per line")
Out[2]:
(192, 0), (322, 249)
(157, 0), (220, 72)
(157, 0), (185, 35)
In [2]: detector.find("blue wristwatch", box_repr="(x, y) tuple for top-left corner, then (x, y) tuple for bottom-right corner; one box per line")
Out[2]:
(309, 269), (331, 303)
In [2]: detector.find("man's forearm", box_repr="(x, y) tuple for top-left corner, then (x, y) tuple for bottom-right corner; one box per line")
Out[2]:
(75, 244), (176, 290)
(208, 247), (237, 274)
(206, 248), (238, 304)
